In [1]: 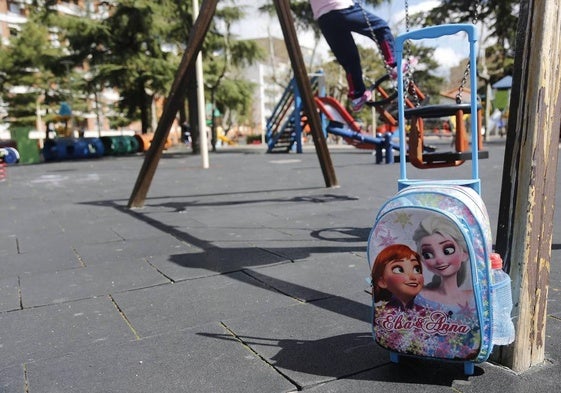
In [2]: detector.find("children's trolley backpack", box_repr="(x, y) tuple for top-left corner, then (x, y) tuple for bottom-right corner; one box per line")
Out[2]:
(366, 24), (511, 375)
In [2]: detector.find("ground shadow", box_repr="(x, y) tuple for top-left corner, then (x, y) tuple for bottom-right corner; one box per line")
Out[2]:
(81, 190), (372, 323)
(197, 330), (481, 387)
(153, 193), (359, 211)
(311, 227), (371, 242)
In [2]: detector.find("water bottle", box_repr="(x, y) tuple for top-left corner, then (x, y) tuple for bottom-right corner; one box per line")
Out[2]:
(490, 253), (515, 346)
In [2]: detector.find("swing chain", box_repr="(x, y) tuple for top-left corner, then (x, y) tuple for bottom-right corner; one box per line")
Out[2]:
(456, 65), (470, 104)
(403, 0), (420, 106)
(357, 0), (395, 78)
(358, 0), (419, 104)
(471, 0), (481, 25)
(456, 0), (482, 104)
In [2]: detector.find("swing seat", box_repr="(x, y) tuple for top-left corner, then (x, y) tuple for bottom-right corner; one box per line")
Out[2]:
(390, 24), (491, 170)
(391, 102), (487, 168)
(366, 70), (488, 168)
(405, 103), (487, 169)
(402, 150), (490, 163)
(403, 103), (477, 118)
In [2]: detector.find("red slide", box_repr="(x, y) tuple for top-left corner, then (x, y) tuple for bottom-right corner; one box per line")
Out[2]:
(313, 96), (375, 150)
(314, 96), (363, 131)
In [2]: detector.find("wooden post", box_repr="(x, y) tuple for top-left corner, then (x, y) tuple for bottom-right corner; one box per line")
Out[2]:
(494, 0), (561, 372)
(127, 0), (218, 208)
(273, 0), (339, 188)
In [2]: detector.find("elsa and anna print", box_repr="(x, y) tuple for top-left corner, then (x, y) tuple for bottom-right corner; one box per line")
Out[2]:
(369, 213), (481, 360)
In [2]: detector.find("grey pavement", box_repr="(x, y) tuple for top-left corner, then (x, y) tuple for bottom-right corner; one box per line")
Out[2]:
(0, 137), (560, 392)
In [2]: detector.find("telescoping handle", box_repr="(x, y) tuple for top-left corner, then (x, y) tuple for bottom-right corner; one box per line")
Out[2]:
(395, 24), (480, 193)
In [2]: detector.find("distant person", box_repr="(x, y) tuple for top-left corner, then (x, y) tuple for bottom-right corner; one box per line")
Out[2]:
(309, 0), (396, 112)
(181, 123), (191, 146)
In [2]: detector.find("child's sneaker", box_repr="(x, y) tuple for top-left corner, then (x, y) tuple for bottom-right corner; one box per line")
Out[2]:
(391, 56), (419, 80)
(351, 90), (372, 112)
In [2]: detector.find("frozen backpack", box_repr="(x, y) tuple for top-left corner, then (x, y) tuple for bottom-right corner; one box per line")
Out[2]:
(366, 24), (496, 375)
(367, 184), (494, 374)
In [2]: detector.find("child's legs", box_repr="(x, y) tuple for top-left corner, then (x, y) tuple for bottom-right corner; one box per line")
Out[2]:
(318, 13), (365, 98)
(341, 5), (395, 66)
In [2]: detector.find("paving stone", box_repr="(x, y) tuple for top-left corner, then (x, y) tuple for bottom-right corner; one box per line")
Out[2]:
(0, 207), (59, 239)
(0, 234), (18, 257)
(25, 323), (295, 393)
(0, 246), (81, 278)
(243, 252), (369, 302)
(254, 223), (372, 244)
(165, 226), (296, 243)
(162, 202), (279, 228)
(0, 297), (134, 369)
(20, 258), (168, 307)
(0, 276), (20, 312)
(111, 271), (297, 338)
(53, 206), (178, 241)
(250, 239), (366, 262)
(0, 364), (23, 393)
(545, 313), (561, 357)
(303, 363), (458, 392)
(7, 229), (72, 255)
(129, 207), (208, 229)
(60, 221), (125, 244)
(147, 244), (290, 281)
(221, 291), (383, 389)
(109, 219), (180, 240)
(74, 234), (194, 266)
(302, 358), (481, 393)
(0, 142), (559, 392)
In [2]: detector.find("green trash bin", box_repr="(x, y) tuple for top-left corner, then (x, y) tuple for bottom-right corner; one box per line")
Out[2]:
(11, 127), (41, 164)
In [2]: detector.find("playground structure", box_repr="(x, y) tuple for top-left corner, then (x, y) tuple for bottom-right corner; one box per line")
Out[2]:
(265, 70), (487, 168)
(265, 74), (398, 161)
(366, 70), (488, 169)
(264, 0), (488, 167)
(218, 134), (237, 145)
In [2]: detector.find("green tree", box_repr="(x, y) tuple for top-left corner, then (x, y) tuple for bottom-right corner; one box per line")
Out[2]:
(408, 0), (519, 81)
(0, 1), (287, 145)
(58, 1), (180, 134)
(0, 13), (61, 128)
(204, 5), (264, 150)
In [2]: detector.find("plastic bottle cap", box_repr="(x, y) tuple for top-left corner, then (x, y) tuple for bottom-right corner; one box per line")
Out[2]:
(490, 252), (503, 269)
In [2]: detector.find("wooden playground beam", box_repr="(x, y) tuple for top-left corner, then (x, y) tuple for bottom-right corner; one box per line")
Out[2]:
(273, 0), (339, 188)
(127, 0), (218, 208)
(128, 0), (338, 208)
(494, 0), (561, 372)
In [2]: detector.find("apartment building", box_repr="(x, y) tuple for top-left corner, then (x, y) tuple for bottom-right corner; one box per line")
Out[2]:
(0, 0), (113, 43)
